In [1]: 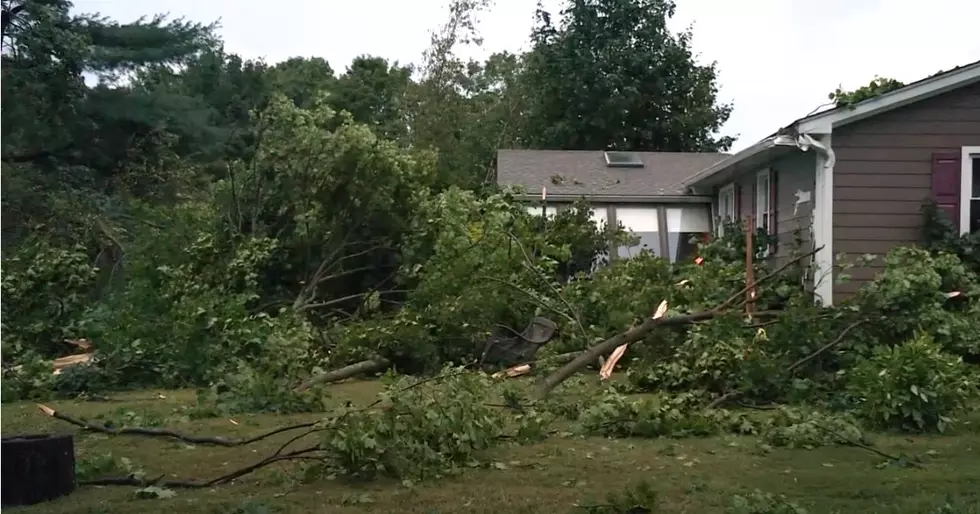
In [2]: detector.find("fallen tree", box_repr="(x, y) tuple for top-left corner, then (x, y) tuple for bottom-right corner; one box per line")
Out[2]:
(531, 247), (821, 400)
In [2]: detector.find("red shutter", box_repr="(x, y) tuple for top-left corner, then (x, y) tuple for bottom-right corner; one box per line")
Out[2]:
(931, 152), (961, 229)
(770, 170), (779, 254)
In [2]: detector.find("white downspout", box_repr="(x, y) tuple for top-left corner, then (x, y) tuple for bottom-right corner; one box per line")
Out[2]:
(774, 132), (836, 306)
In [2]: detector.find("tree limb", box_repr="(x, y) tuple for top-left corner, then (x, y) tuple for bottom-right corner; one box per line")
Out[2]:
(297, 290), (410, 312)
(786, 319), (866, 373)
(295, 357), (392, 392)
(36, 404), (316, 447)
(79, 445), (324, 488)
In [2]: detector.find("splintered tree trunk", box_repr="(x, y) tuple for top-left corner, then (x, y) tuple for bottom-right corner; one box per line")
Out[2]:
(1, 433), (76, 507)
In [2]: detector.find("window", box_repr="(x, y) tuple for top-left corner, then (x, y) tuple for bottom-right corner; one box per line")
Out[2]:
(961, 147), (980, 235)
(972, 156), (980, 234)
(604, 151), (644, 168)
(717, 184), (735, 234)
(615, 207), (661, 258)
(526, 204), (558, 217)
(666, 206), (711, 262)
(755, 170), (772, 234)
(589, 207), (610, 269)
(589, 206), (608, 230)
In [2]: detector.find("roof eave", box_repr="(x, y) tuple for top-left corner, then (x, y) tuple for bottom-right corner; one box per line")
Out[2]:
(797, 61), (980, 133)
(685, 60), (980, 188)
(683, 136), (777, 188)
(514, 193), (712, 204)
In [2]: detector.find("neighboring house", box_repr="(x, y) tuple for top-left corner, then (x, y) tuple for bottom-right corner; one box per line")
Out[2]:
(498, 60), (980, 306)
(683, 59), (980, 305)
(496, 149), (729, 263)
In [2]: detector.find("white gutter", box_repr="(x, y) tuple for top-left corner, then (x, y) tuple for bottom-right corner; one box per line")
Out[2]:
(773, 132), (836, 168)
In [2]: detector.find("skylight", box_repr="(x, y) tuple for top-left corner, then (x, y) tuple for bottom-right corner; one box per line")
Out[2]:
(604, 151), (644, 168)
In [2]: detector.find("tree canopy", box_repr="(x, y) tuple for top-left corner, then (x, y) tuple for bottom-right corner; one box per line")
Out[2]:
(521, 0), (734, 152)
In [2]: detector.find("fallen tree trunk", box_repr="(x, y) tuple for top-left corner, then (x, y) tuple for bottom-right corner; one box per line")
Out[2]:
(295, 358), (391, 391)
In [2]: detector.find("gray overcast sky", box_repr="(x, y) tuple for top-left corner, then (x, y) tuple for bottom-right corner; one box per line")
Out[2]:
(76, 0), (980, 151)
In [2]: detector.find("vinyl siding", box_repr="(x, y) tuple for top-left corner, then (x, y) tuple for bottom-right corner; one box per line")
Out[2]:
(831, 81), (980, 303)
(716, 151), (817, 262)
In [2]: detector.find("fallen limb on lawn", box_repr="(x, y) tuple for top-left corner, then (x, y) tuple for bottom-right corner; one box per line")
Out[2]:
(531, 246), (821, 401)
(38, 369), (481, 489)
(36, 404), (318, 447)
(295, 357), (392, 392)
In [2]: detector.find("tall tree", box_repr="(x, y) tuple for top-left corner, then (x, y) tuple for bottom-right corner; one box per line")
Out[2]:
(1, 0), (219, 221)
(267, 57), (336, 109)
(521, 0), (733, 152)
(334, 55), (413, 141)
(408, 0), (529, 188)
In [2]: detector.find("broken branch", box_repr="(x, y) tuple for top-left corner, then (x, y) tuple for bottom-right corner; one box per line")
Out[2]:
(787, 319), (866, 373)
(79, 445), (324, 488)
(36, 404), (316, 447)
(295, 357), (392, 391)
(532, 247), (822, 401)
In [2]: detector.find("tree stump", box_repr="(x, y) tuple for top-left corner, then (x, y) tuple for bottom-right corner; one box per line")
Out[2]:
(1, 433), (76, 507)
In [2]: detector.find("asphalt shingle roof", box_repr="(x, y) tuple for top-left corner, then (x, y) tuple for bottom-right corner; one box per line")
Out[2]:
(496, 150), (730, 197)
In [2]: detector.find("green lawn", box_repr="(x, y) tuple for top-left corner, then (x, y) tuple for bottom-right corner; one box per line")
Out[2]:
(2, 381), (979, 514)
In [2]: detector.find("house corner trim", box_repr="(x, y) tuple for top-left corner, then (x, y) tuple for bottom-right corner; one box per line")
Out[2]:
(961, 146), (980, 235)
(812, 134), (834, 306)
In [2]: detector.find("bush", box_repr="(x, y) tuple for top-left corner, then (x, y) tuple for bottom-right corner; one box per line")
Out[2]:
(845, 332), (978, 432)
(317, 368), (507, 479)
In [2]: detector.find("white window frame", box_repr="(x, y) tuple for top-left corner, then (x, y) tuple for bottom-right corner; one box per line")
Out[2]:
(717, 183), (735, 234)
(755, 169), (773, 256)
(526, 204), (558, 218)
(615, 206), (661, 258)
(961, 146), (980, 235)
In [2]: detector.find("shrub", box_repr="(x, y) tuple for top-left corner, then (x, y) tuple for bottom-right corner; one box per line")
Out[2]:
(845, 332), (977, 432)
(317, 368), (507, 479)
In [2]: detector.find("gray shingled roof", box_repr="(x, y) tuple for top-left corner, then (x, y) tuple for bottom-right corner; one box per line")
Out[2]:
(496, 150), (730, 197)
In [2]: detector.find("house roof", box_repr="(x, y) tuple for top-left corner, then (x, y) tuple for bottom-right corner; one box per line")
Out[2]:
(685, 59), (980, 188)
(497, 149), (729, 200)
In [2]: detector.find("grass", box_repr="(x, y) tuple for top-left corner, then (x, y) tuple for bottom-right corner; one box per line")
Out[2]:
(2, 381), (979, 514)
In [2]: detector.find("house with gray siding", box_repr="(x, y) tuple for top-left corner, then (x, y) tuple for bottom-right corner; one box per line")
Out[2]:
(683, 59), (980, 305)
(498, 59), (980, 305)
